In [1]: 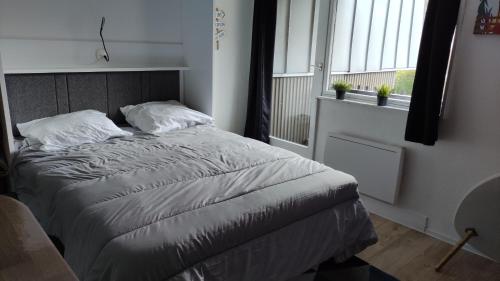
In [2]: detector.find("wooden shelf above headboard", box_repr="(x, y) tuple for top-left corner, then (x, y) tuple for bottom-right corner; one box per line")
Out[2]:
(3, 66), (190, 74)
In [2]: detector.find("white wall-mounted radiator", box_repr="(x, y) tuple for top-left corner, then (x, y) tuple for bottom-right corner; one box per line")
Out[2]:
(324, 134), (404, 204)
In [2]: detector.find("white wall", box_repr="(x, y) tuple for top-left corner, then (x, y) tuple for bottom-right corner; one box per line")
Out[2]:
(0, 0), (250, 127)
(212, 0), (253, 134)
(0, 0), (184, 70)
(181, 0), (214, 115)
(314, 0), (500, 249)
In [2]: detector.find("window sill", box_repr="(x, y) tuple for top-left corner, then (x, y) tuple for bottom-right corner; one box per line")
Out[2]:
(318, 94), (409, 113)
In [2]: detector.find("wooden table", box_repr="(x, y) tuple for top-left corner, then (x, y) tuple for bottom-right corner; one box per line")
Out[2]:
(0, 196), (78, 281)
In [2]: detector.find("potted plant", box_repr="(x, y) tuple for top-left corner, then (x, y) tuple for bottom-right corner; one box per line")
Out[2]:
(332, 81), (352, 100)
(376, 84), (393, 106)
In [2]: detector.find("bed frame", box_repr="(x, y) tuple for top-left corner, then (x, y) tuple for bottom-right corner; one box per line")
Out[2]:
(0, 68), (183, 162)
(0, 56), (14, 165)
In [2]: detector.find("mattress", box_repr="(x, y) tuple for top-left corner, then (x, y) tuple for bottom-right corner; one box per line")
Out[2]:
(13, 125), (377, 281)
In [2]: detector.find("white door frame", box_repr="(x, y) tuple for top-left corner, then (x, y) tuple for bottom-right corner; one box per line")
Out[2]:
(270, 0), (333, 159)
(0, 53), (14, 165)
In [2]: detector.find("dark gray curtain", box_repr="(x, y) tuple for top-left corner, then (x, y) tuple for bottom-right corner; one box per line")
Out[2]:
(244, 0), (278, 143)
(404, 0), (461, 145)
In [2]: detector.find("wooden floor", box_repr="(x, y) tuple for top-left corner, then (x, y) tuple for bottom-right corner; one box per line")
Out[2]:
(357, 214), (500, 281)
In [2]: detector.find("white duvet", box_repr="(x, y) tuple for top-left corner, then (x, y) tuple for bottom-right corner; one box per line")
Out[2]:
(13, 126), (377, 281)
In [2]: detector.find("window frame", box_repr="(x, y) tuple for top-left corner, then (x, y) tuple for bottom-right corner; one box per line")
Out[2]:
(321, 0), (425, 109)
(323, 89), (411, 110)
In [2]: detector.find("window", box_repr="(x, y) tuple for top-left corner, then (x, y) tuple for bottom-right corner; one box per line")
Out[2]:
(269, 0), (429, 146)
(327, 0), (428, 106)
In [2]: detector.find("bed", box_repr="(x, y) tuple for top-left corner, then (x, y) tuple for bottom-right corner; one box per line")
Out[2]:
(6, 71), (377, 281)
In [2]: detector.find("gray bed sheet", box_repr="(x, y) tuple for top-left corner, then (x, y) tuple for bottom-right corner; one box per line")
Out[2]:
(13, 125), (377, 281)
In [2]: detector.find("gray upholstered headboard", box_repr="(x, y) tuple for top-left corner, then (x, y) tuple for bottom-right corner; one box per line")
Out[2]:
(5, 71), (180, 136)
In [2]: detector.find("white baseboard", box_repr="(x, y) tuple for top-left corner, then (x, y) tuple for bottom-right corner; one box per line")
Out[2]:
(360, 195), (428, 232)
(361, 195), (493, 261)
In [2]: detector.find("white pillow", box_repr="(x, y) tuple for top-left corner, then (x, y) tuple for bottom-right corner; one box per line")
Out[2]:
(17, 110), (132, 151)
(120, 101), (214, 134)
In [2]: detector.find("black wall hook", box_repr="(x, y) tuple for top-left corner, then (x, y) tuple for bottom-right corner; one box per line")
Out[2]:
(99, 17), (110, 62)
